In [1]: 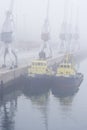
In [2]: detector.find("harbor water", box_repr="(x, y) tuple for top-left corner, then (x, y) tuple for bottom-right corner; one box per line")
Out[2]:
(0, 59), (87, 130)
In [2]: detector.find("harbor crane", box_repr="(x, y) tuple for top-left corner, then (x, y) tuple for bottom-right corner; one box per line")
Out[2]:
(39, 0), (52, 59)
(1, 0), (18, 68)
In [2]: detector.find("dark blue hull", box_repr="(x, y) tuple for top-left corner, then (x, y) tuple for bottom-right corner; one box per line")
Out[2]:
(52, 74), (83, 88)
(25, 75), (53, 88)
(25, 73), (83, 89)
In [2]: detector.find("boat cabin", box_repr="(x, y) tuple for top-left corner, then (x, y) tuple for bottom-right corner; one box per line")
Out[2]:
(28, 60), (52, 75)
(57, 63), (76, 76)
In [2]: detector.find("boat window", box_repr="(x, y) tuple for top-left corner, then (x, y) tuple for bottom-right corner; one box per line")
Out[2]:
(65, 65), (70, 68)
(64, 65), (66, 68)
(38, 63), (44, 66)
(32, 62), (39, 66)
(60, 65), (63, 67)
(42, 63), (44, 66)
(69, 65), (71, 68)
(67, 65), (69, 68)
(41, 63), (43, 66)
(44, 63), (46, 66)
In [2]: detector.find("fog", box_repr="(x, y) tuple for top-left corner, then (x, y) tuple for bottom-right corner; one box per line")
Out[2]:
(0, 1), (87, 130)
(0, 0), (87, 48)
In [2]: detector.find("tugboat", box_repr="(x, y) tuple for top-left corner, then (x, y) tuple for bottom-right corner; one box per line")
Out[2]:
(27, 57), (54, 88)
(52, 54), (83, 89)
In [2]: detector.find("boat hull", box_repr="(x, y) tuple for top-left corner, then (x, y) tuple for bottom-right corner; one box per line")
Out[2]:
(25, 73), (83, 89)
(52, 73), (83, 88)
(25, 75), (53, 88)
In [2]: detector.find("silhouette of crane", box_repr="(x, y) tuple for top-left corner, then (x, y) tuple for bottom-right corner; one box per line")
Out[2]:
(39, 0), (52, 59)
(1, 0), (18, 68)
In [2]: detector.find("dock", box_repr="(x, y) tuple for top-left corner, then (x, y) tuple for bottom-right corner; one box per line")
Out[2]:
(0, 66), (28, 88)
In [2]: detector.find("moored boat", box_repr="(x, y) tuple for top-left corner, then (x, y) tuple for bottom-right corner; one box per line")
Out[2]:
(52, 54), (83, 89)
(26, 59), (54, 87)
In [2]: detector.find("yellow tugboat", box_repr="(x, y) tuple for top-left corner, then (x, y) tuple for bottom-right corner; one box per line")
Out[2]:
(52, 54), (83, 89)
(26, 58), (53, 88)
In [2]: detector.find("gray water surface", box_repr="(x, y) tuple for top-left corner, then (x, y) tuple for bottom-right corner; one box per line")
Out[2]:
(0, 60), (87, 130)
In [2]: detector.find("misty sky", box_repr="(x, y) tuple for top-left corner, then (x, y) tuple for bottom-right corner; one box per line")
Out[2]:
(0, 0), (87, 46)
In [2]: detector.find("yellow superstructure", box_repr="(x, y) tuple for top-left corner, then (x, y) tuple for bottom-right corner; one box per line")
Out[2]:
(28, 59), (52, 75)
(56, 54), (76, 76)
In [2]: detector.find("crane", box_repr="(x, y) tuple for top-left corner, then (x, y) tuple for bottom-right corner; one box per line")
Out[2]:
(1, 0), (18, 68)
(59, 0), (73, 54)
(39, 0), (52, 59)
(59, 0), (69, 53)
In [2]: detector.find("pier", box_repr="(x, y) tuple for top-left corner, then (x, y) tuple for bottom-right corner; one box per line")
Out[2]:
(0, 65), (28, 88)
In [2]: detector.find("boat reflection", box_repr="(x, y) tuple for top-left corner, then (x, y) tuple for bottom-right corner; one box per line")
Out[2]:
(22, 83), (50, 130)
(51, 84), (80, 114)
(51, 85), (79, 98)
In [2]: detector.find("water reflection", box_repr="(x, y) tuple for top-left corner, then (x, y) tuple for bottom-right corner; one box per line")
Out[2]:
(0, 80), (81, 130)
(0, 85), (22, 130)
(51, 86), (79, 98)
(22, 83), (50, 130)
(51, 84), (79, 114)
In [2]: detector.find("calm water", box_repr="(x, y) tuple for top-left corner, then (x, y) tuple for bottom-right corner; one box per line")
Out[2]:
(0, 60), (87, 130)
